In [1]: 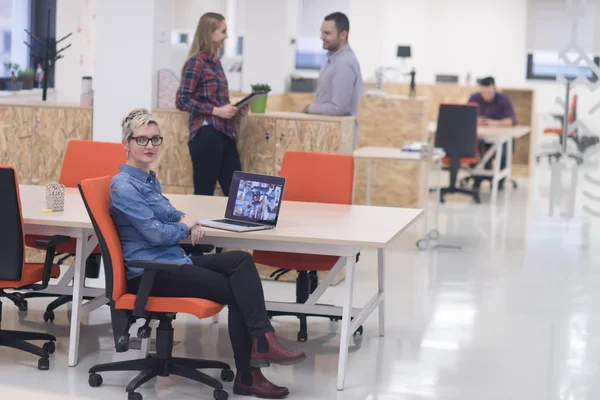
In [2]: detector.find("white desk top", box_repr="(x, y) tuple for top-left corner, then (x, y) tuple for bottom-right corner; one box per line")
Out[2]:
(354, 146), (444, 161)
(427, 122), (531, 139)
(20, 185), (422, 249)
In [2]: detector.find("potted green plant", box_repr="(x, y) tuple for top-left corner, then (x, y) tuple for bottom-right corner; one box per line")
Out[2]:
(3, 62), (23, 91)
(249, 83), (271, 114)
(19, 68), (35, 90)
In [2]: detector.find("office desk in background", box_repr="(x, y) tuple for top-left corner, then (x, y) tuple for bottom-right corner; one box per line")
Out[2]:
(19, 184), (422, 391)
(428, 123), (531, 202)
(353, 146), (444, 249)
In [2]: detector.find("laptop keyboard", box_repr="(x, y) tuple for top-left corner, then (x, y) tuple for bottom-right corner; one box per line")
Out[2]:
(214, 219), (263, 228)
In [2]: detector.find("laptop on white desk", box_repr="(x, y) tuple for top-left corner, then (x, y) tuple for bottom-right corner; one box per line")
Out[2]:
(199, 171), (286, 232)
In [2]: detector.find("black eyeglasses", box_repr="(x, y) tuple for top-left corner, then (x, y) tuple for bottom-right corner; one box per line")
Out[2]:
(128, 136), (163, 146)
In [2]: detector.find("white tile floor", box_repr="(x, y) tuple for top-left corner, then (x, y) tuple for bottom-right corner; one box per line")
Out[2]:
(2, 162), (600, 400)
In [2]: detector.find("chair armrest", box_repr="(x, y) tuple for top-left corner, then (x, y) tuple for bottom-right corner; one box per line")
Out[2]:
(128, 260), (188, 271)
(35, 235), (70, 248)
(129, 260), (187, 317)
(29, 235), (71, 291)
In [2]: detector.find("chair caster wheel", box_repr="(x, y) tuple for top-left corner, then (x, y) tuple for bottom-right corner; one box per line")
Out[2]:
(297, 331), (308, 342)
(354, 326), (364, 336)
(329, 316), (340, 322)
(38, 358), (50, 370)
(43, 341), (55, 354)
(17, 300), (28, 312)
(128, 392), (143, 400)
(428, 229), (440, 240)
(220, 368), (234, 382)
(213, 389), (229, 400)
(416, 239), (428, 250)
(88, 373), (103, 387)
(43, 311), (55, 322)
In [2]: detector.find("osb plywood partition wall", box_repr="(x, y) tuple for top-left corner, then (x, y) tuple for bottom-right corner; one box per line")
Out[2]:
(265, 93), (429, 207)
(382, 82), (535, 175)
(0, 105), (92, 186)
(354, 96), (429, 207)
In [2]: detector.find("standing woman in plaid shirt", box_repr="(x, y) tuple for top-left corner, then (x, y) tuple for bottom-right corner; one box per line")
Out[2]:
(176, 12), (246, 197)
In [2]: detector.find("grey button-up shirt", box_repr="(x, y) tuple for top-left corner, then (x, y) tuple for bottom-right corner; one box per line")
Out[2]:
(306, 44), (362, 145)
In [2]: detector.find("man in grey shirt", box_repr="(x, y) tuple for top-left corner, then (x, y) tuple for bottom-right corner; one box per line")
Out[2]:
(304, 12), (363, 146)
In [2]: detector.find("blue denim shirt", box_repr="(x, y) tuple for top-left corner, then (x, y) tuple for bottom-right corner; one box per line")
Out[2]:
(110, 164), (192, 279)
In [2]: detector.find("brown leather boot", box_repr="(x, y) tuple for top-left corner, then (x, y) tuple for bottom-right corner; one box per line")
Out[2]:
(250, 331), (306, 367)
(233, 369), (290, 399)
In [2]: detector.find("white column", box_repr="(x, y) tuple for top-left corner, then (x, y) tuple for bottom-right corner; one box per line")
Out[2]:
(242, 0), (298, 94)
(93, 0), (172, 142)
(348, 0), (384, 81)
(11, 0), (31, 69)
(224, 0), (238, 57)
(55, 0), (97, 104)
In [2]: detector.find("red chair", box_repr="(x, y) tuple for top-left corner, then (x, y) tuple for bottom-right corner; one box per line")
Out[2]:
(0, 165), (68, 370)
(17, 140), (125, 321)
(78, 176), (232, 400)
(253, 151), (360, 342)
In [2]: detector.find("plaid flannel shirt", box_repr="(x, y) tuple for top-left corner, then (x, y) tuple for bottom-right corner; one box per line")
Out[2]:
(175, 52), (235, 141)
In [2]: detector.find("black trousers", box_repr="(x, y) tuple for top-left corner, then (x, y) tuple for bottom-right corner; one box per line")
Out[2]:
(127, 251), (273, 372)
(189, 125), (241, 196)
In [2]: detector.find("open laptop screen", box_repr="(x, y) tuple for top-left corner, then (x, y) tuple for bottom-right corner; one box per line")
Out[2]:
(224, 171), (286, 226)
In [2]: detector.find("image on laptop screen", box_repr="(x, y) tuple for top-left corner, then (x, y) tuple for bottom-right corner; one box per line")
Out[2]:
(225, 172), (285, 225)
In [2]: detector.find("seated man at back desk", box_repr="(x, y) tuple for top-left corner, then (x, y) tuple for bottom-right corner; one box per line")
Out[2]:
(467, 76), (517, 189)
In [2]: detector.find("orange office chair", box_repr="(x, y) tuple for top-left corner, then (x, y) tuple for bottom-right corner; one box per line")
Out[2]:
(253, 151), (361, 342)
(78, 176), (232, 400)
(0, 165), (68, 370)
(536, 94), (583, 164)
(17, 140), (125, 321)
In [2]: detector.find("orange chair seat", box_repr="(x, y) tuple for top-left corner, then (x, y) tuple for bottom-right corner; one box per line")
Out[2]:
(0, 263), (61, 289)
(254, 251), (339, 272)
(25, 234), (101, 255)
(442, 156), (479, 165)
(543, 127), (576, 136)
(115, 294), (224, 320)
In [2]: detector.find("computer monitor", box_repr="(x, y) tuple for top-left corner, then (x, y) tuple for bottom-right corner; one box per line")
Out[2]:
(397, 46), (411, 58)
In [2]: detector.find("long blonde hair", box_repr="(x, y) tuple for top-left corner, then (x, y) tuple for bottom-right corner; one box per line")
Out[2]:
(186, 12), (225, 62)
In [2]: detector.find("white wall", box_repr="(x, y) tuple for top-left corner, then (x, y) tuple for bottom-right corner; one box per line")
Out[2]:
(242, 0), (297, 94)
(348, 0), (384, 82)
(55, 0), (97, 103)
(171, 0), (226, 30)
(300, 0), (348, 36)
(93, 0), (162, 142)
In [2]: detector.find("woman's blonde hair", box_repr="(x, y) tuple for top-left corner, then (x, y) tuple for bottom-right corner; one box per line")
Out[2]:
(121, 108), (160, 141)
(186, 12), (225, 62)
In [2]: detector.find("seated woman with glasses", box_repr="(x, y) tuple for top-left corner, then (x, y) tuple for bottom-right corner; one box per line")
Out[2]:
(110, 108), (305, 399)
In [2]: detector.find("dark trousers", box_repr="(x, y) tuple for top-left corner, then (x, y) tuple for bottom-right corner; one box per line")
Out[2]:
(127, 251), (273, 372)
(189, 125), (241, 196)
(479, 140), (508, 170)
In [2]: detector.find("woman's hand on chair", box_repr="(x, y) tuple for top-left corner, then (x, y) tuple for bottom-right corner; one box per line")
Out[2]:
(190, 224), (205, 245)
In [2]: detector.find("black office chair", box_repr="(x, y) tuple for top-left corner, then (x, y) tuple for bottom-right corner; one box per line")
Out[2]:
(0, 165), (68, 370)
(435, 104), (481, 203)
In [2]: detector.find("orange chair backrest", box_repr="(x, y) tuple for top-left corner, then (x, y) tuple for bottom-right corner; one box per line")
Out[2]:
(0, 165), (25, 281)
(78, 176), (127, 301)
(569, 94), (577, 124)
(59, 140), (126, 188)
(279, 151), (354, 205)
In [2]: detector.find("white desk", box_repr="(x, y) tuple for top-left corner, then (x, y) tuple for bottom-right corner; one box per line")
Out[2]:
(427, 123), (531, 202)
(353, 146), (444, 249)
(20, 185), (422, 391)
